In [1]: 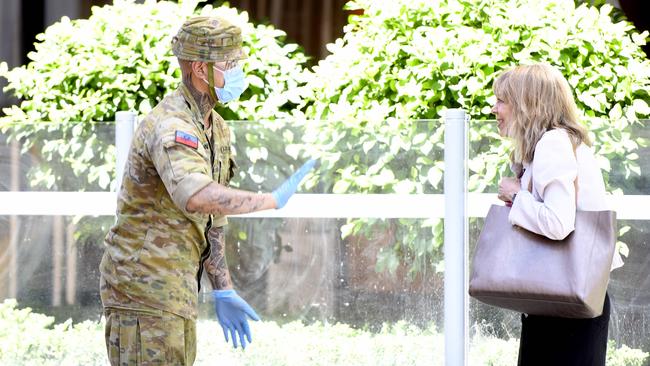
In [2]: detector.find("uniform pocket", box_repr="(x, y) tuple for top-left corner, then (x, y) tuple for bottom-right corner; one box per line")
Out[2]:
(139, 227), (183, 261)
(112, 312), (143, 365)
(214, 154), (231, 185)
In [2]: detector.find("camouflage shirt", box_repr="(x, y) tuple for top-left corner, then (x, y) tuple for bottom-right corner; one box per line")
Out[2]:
(100, 84), (236, 320)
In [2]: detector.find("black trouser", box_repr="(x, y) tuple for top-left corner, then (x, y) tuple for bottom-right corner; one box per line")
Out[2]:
(518, 293), (610, 366)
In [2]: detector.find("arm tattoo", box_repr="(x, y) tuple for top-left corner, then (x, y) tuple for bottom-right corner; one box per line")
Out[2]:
(205, 226), (232, 290)
(182, 72), (214, 117)
(187, 183), (275, 215)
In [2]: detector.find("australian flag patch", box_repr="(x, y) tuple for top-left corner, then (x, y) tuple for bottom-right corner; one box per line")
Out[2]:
(175, 130), (199, 149)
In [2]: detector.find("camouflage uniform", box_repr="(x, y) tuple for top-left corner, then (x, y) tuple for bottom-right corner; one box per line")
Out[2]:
(100, 16), (245, 365)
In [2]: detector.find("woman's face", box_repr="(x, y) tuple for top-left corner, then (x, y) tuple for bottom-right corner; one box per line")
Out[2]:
(491, 98), (513, 137)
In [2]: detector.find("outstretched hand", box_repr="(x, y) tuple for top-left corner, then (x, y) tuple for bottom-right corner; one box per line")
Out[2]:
(272, 159), (317, 209)
(212, 289), (260, 349)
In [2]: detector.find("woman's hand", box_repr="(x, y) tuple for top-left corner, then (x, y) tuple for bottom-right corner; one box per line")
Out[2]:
(498, 177), (521, 203)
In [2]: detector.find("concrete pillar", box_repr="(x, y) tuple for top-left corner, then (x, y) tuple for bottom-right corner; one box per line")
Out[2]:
(0, 0), (21, 110)
(52, 216), (64, 306)
(44, 0), (80, 27)
(320, 0), (333, 59)
(65, 222), (77, 305)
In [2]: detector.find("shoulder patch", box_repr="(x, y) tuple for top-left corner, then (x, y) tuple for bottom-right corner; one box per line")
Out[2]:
(175, 130), (199, 149)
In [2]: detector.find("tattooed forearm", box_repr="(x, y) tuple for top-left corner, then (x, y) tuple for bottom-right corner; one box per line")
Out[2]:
(186, 182), (276, 215)
(205, 226), (232, 290)
(182, 72), (214, 117)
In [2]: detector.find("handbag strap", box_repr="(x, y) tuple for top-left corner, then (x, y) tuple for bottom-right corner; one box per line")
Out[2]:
(527, 143), (579, 204)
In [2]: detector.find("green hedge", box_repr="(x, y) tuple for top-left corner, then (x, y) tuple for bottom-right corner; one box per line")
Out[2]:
(0, 299), (647, 366)
(298, 0), (649, 193)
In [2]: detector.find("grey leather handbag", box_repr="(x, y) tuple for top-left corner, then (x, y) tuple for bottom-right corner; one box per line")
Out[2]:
(469, 204), (616, 318)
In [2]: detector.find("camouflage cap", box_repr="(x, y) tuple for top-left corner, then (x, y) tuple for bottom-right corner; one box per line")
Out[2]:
(171, 16), (247, 63)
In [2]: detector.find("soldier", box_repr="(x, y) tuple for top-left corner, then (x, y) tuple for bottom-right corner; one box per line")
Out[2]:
(99, 16), (315, 365)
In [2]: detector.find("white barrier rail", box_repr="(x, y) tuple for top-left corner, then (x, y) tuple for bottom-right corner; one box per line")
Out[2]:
(1, 192), (648, 219)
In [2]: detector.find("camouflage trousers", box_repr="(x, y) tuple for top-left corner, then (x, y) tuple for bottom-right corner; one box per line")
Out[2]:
(104, 306), (197, 366)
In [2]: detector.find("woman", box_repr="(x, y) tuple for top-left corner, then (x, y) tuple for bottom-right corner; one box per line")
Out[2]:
(492, 63), (623, 365)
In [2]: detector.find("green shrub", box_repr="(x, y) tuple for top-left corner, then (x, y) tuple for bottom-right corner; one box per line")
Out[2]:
(608, 342), (650, 366)
(0, 0), (308, 191)
(0, 299), (106, 366)
(0, 299), (647, 365)
(295, 0), (650, 276)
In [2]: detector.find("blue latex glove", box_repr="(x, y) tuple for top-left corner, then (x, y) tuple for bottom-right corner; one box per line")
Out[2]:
(212, 289), (260, 349)
(272, 159), (317, 209)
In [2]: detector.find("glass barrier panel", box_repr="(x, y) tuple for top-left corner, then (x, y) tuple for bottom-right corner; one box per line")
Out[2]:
(4, 117), (647, 364)
(0, 121), (116, 192)
(228, 119), (444, 194)
(0, 119), (447, 365)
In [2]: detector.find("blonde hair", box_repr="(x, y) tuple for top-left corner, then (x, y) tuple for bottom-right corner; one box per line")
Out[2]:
(493, 64), (591, 164)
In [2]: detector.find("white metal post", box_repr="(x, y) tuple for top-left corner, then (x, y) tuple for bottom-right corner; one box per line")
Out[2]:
(115, 111), (136, 192)
(444, 109), (468, 366)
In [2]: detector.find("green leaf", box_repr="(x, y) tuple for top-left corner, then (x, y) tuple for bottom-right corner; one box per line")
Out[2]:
(370, 169), (396, 187)
(618, 225), (630, 236)
(426, 166), (443, 188)
(376, 248), (400, 275)
(632, 99), (650, 116)
(333, 179), (352, 193)
(616, 241), (629, 258)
